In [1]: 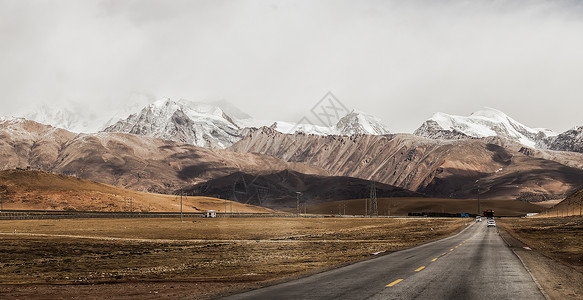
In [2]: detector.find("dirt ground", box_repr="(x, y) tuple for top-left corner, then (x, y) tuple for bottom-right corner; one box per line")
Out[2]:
(498, 217), (583, 300)
(0, 217), (467, 299)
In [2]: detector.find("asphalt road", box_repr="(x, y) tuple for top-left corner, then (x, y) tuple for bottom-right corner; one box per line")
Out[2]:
(222, 220), (546, 300)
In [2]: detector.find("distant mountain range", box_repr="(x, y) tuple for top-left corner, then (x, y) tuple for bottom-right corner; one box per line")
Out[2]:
(3, 110), (583, 203)
(103, 98), (391, 148)
(230, 127), (583, 201)
(413, 108), (557, 148)
(9, 100), (583, 153)
(17, 98), (390, 149)
(0, 118), (326, 194)
(412, 108), (583, 153)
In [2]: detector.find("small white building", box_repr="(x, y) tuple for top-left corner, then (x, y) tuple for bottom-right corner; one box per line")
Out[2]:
(204, 210), (217, 218)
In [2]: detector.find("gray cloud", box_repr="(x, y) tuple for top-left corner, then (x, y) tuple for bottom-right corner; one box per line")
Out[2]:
(1, 0), (583, 133)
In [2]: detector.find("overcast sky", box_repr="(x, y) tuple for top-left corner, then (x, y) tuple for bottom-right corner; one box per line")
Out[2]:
(2, 0), (583, 133)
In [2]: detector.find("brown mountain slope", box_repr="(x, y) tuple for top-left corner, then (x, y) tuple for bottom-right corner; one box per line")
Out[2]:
(0, 169), (272, 212)
(0, 119), (326, 193)
(0, 119), (76, 170)
(185, 170), (424, 210)
(230, 128), (583, 200)
(538, 186), (583, 217)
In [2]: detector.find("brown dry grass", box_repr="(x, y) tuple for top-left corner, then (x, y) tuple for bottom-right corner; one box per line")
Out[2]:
(497, 217), (583, 271)
(0, 169), (272, 213)
(0, 217), (467, 299)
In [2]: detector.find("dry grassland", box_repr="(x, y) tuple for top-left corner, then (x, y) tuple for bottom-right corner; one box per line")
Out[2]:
(0, 217), (467, 299)
(498, 217), (583, 271)
(498, 217), (583, 300)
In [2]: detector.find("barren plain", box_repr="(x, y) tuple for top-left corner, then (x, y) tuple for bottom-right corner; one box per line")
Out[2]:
(498, 217), (583, 300)
(0, 217), (467, 299)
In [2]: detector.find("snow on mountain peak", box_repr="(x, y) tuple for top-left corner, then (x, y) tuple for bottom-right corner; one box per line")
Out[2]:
(234, 110), (390, 136)
(470, 107), (510, 120)
(334, 110), (390, 135)
(416, 108), (555, 148)
(23, 105), (101, 133)
(103, 98), (241, 149)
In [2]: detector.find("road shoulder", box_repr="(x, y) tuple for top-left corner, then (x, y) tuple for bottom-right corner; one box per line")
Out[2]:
(498, 224), (583, 300)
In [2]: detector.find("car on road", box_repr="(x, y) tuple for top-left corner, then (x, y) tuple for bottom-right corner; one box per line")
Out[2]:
(476, 216), (482, 222)
(487, 220), (496, 227)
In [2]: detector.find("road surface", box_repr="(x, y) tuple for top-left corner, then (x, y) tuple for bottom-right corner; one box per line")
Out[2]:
(222, 220), (546, 300)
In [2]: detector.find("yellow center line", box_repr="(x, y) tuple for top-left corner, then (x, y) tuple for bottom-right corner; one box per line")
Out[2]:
(431, 258), (438, 262)
(455, 246), (458, 248)
(459, 243), (463, 246)
(415, 266), (426, 272)
(386, 279), (404, 287)
(442, 252), (447, 256)
(450, 248), (454, 251)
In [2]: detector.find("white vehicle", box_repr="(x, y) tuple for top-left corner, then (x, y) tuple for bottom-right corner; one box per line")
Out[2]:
(487, 220), (496, 227)
(476, 216), (482, 222)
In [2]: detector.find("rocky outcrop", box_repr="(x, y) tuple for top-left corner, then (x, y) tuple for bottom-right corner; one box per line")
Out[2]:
(103, 98), (242, 149)
(543, 126), (583, 153)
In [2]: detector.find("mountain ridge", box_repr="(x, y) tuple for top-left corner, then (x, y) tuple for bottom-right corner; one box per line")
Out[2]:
(414, 108), (557, 148)
(230, 128), (583, 200)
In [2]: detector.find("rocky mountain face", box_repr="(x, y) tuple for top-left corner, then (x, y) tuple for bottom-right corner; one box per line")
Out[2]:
(103, 98), (242, 149)
(334, 111), (390, 135)
(236, 110), (390, 136)
(0, 119), (326, 193)
(414, 108), (556, 148)
(0, 118), (77, 170)
(102, 99), (391, 148)
(541, 126), (583, 153)
(230, 127), (583, 200)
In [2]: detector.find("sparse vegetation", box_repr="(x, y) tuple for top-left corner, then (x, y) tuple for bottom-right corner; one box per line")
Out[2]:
(0, 217), (467, 299)
(498, 217), (583, 271)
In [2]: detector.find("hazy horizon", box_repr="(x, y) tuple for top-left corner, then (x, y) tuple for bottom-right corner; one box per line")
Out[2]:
(2, 0), (583, 133)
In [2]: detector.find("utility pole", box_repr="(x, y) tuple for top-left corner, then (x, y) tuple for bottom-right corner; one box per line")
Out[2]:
(180, 191), (183, 222)
(296, 192), (302, 216)
(369, 181), (378, 217)
(365, 197), (367, 217)
(475, 180), (481, 216)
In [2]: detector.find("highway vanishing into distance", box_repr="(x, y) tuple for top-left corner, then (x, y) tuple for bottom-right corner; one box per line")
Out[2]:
(223, 221), (546, 300)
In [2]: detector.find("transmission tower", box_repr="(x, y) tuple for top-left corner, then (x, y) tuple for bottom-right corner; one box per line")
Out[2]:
(369, 181), (378, 217)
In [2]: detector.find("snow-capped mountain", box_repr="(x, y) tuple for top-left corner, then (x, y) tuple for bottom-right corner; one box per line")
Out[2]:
(13, 98), (391, 149)
(24, 105), (98, 133)
(235, 111), (390, 136)
(414, 108), (557, 148)
(543, 126), (583, 153)
(102, 98), (241, 149)
(334, 111), (390, 135)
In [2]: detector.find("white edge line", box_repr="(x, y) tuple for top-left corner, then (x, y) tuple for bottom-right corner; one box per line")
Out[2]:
(498, 231), (550, 300)
(511, 248), (551, 300)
